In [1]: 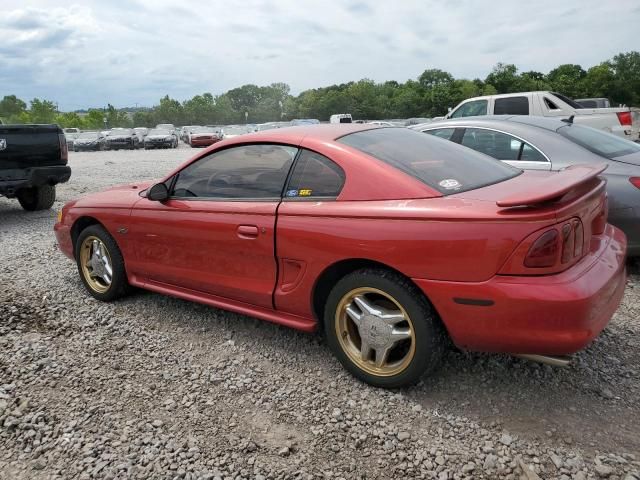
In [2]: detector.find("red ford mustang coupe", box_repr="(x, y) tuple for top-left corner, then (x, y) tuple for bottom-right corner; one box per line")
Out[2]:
(54, 125), (627, 388)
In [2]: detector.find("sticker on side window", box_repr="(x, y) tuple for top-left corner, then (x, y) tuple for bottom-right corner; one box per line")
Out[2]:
(286, 189), (298, 197)
(438, 179), (462, 190)
(299, 189), (312, 196)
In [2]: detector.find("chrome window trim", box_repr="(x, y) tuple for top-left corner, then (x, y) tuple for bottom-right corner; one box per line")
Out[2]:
(420, 125), (551, 163)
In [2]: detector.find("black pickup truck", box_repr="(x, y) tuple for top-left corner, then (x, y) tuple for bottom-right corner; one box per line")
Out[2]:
(0, 124), (71, 210)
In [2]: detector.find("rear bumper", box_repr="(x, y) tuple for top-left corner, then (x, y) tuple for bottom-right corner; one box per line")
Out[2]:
(0, 166), (71, 196)
(413, 224), (627, 355)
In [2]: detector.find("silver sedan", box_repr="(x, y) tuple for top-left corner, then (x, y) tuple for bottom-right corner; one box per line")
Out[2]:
(411, 116), (640, 256)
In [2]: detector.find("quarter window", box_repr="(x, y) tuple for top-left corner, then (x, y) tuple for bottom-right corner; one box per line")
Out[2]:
(461, 128), (546, 162)
(544, 97), (560, 110)
(286, 150), (345, 198)
(449, 100), (488, 118)
(494, 96), (529, 115)
(172, 144), (298, 199)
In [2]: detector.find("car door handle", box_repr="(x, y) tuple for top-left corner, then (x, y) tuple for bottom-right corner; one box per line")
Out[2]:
(237, 225), (259, 239)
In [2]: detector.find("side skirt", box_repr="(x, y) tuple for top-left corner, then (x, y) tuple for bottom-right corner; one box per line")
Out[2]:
(129, 277), (317, 333)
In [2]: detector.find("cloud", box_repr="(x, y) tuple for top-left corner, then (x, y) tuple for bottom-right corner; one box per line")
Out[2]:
(0, 0), (638, 110)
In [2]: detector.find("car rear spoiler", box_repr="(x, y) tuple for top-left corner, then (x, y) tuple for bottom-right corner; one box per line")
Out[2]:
(496, 164), (608, 208)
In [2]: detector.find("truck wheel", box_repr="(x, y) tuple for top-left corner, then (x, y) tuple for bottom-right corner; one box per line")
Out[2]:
(324, 268), (446, 388)
(17, 185), (56, 211)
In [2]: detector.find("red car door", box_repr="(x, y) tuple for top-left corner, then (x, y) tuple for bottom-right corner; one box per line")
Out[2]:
(129, 144), (298, 309)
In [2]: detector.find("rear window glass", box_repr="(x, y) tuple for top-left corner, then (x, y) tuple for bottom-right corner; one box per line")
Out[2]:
(338, 128), (521, 195)
(558, 124), (640, 158)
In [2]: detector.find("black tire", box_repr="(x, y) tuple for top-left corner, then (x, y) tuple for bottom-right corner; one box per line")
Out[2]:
(75, 224), (131, 302)
(324, 268), (446, 388)
(17, 185), (56, 211)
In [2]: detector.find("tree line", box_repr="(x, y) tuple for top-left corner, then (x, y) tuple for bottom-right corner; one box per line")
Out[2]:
(1, 51), (638, 129)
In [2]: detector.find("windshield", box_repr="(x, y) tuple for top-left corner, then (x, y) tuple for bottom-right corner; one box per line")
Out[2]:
(149, 129), (171, 135)
(108, 129), (131, 136)
(558, 124), (640, 158)
(338, 127), (521, 195)
(78, 132), (99, 139)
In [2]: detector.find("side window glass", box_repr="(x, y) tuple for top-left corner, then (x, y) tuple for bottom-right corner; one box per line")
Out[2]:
(425, 128), (456, 140)
(544, 97), (560, 110)
(286, 150), (345, 199)
(172, 144), (298, 199)
(520, 143), (547, 162)
(494, 97), (529, 115)
(460, 129), (521, 160)
(450, 100), (488, 118)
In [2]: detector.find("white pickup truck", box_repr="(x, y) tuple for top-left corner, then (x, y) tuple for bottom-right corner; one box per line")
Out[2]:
(443, 91), (639, 141)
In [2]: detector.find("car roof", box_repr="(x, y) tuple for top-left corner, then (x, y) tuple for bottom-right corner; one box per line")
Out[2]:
(221, 123), (378, 146)
(412, 115), (570, 135)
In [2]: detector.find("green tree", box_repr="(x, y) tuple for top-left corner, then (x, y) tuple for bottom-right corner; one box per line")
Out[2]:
(546, 64), (586, 97)
(608, 51), (640, 105)
(29, 98), (57, 123)
(54, 112), (84, 128)
(0, 95), (28, 121)
(485, 63), (520, 93)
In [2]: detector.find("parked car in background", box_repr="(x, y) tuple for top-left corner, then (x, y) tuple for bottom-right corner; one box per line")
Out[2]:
(64, 132), (79, 149)
(330, 114), (353, 124)
(412, 116), (640, 255)
(0, 124), (70, 210)
(156, 123), (175, 131)
(222, 125), (250, 139)
(105, 128), (140, 150)
(144, 128), (178, 149)
(189, 126), (222, 148)
(63, 128), (80, 135)
(73, 131), (106, 151)
(290, 119), (320, 126)
(367, 121), (395, 127)
(443, 91), (639, 141)
(133, 127), (149, 140)
(180, 126), (199, 142)
(54, 125), (626, 388)
(575, 98), (611, 108)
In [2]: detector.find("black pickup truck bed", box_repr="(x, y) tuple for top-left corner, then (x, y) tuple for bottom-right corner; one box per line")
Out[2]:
(0, 124), (71, 210)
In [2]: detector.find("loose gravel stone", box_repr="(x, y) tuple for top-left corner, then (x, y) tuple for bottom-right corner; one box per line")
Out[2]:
(0, 147), (639, 479)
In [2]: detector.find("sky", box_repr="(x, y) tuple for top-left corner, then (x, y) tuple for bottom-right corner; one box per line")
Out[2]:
(1, 0), (639, 111)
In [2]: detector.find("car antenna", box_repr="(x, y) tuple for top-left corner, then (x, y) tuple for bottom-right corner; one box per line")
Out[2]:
(561, 115), (575, 124)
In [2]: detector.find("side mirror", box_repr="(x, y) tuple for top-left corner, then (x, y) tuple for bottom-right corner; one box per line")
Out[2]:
(147, 182), (169, 202)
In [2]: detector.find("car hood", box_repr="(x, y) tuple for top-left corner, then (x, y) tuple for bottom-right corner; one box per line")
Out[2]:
(146, 135), (171, 140)
(72, 182), (153, 209)
(76, 138), (98, 143)
(107, 135), (131, 140)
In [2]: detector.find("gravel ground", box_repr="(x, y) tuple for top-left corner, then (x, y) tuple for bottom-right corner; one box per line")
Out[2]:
(0, 145), (639, 480)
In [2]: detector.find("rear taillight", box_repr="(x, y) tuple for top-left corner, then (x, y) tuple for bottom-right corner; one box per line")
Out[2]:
(592, 195), (608, 235)
(524, 229), (559, 268)
(524, 218), (586, 269)
(617, 111), (632, 126)
(630, 177), (640, 189)
(58, 133), (68, 161)
(561, 219), (584, 263)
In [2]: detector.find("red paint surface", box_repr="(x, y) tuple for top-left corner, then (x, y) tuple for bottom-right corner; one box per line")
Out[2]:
(54, 125), (628, 355)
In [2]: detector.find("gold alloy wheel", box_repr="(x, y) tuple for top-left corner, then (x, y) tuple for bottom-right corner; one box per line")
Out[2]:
(335, 287), (415, 377)
(79, 236), (113, 294)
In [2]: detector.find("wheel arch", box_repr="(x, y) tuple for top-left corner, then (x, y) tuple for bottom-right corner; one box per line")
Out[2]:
(311, 258), (444, 330)
(70, 216), (105, 254)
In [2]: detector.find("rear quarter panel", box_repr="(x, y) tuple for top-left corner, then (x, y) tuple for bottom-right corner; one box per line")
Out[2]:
(274, 197), (555, 318)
